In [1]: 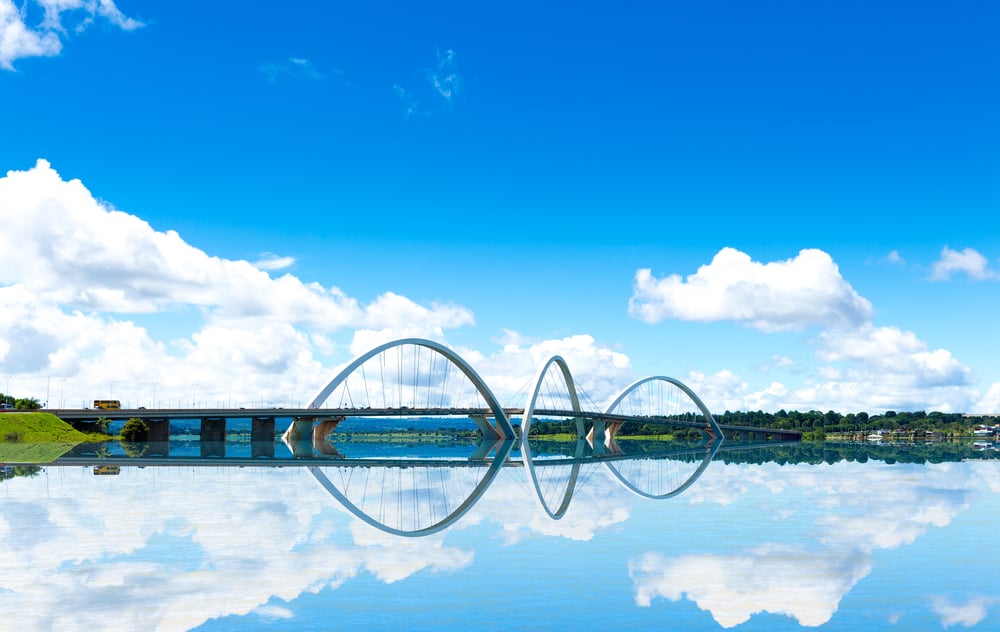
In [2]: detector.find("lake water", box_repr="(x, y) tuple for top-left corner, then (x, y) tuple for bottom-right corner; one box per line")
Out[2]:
(2, 439), (999, 631)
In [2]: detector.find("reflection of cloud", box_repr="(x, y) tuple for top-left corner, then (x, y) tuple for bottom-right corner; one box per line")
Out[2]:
(630, 460), (1000, 629)
(931, 595), (997, 628)
(0, 467), (478, 631)
(471, 468), (634, 545)
(348, 525), (474, 583)
(630, 545), (871, 628)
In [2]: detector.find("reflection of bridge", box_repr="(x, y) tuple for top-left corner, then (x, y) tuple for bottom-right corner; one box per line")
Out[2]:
(48, 437), (798, 537)
(50, 338), (801, 452)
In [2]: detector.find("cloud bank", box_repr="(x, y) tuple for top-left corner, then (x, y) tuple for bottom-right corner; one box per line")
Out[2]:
(629, 247), (991, 413)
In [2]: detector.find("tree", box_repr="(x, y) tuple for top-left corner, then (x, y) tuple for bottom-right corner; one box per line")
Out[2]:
(120, 418), (149, 442)
(96, 417), (111, 434)
(14, 397), (41, 410)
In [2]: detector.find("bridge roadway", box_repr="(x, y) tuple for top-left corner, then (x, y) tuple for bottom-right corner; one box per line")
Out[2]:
(48, 406), (801, 441)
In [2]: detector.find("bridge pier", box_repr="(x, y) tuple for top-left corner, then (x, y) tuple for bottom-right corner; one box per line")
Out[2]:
(469, 414), (502, 440)
(201, 418), (226, 458)
(586, 421), (608, 455)
(252, 418), (275, 458)
(281, 416), (345, 458)
(147, 419), (170, 456)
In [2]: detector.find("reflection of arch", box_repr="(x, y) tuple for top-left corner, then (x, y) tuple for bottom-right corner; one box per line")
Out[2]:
(605, 375), (722, 438)
(605, 437), (722, 500)
(521, 438), (587, 520)
(307, 440), (514, 537)
(308, 338), (515, 439)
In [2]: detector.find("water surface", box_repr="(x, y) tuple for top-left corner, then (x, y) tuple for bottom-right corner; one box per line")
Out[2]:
(1, 441), (998, 631)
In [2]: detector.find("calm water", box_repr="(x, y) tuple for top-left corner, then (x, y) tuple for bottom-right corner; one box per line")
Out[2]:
(2, 439), (999, 631)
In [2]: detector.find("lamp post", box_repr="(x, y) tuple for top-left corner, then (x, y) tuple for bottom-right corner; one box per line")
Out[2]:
(152, 382), (158, 409)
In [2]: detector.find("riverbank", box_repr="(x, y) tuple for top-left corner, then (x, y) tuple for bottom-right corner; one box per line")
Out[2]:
(0, 411), (109, 462)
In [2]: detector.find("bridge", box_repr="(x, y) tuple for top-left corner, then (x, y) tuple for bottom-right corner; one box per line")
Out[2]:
(48, 338), (801, 451)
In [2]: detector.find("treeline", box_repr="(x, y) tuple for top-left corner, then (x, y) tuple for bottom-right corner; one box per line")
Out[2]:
(524, 410), (998, 437)
(0, 393), (42, 410)
(714, 409), (997, 435)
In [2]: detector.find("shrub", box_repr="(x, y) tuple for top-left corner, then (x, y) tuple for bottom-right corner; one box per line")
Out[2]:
(120, 418), (149, 442)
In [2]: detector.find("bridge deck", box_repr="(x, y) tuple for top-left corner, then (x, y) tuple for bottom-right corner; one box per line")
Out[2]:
(45, 407), (800, 437)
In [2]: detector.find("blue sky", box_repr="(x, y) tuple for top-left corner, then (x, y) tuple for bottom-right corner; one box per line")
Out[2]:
(1, 0), (998, 413)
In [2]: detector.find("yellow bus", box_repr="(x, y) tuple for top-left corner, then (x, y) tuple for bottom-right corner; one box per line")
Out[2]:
(93, 466), (120, 475)
(93, 399), (121, 410)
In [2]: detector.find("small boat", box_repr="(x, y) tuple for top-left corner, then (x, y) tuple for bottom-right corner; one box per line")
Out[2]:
(866, 432), (883, 441)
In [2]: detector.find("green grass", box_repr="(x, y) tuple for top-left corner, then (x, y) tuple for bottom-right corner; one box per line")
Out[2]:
(0, 412), (107, 463)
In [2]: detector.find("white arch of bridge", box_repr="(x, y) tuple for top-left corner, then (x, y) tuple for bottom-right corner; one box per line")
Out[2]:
(306, 337), (516, 439)
(605, 375), (722, 437)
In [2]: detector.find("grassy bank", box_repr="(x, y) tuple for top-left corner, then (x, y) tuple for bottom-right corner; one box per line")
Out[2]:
(0, 412), (108, 463)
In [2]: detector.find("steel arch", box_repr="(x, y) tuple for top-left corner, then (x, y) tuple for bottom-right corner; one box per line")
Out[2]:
(605, 375), (722, 437)
(520, 355), (583, 436)
(307, 337), (515, 439)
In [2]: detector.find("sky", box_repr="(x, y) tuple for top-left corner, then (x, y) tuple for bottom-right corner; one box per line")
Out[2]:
(1, 0), (998, 414)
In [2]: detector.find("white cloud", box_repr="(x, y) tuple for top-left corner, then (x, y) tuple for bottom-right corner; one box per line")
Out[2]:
(881, 250), (905, 266)
(253, 253), (296, 271)
(0, 160), (478, 407)
(973, 383), (1000, 415)
(0, 1), (62, 69)
(629, 247), (986, 413)
(817, 324), (974, 389)
(395, 49), (462, 119)
(427, 48), (460, 105)
(259, 56), (321, 83)
(0, 0), (141, 70)
(931, 596), (997, 628)
(930, 246), (994, 282)
(471, 333), (633, 407)
(629, 248), (872, 332)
